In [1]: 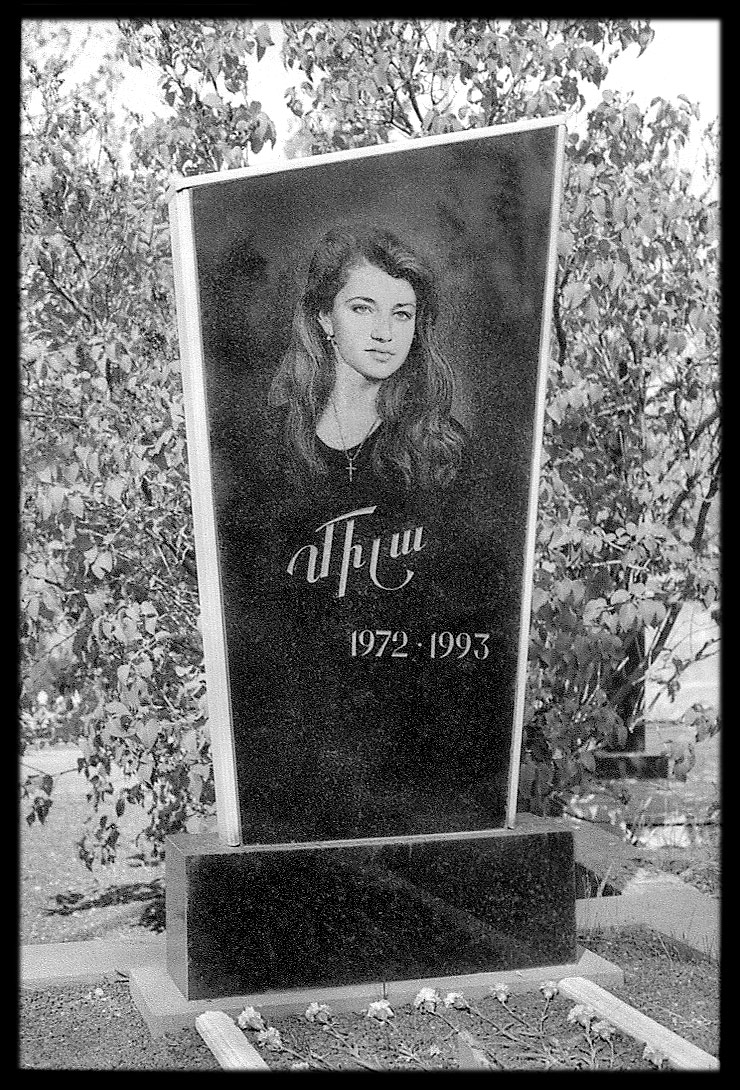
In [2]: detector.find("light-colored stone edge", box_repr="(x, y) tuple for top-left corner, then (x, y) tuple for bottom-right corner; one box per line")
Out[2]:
(558, 976), (719, 1070)
(576, 887), (720, 961)
(195, 1011), (270, 1070)
(20, 937), (167, 988)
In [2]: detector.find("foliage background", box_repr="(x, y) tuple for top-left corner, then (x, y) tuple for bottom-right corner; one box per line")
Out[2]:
(19, 18), (720, 866)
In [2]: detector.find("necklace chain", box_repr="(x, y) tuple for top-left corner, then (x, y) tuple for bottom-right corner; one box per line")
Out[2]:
(329, 397), (379, 483)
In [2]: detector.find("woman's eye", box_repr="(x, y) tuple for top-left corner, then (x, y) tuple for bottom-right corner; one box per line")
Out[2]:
(395, 311), (414, 321)
(351, 303), (372, 313)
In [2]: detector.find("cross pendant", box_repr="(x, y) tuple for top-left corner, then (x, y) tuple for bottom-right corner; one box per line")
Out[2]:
(347, 461), (356, 483)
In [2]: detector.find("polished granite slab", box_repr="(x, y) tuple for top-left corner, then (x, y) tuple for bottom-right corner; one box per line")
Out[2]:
(166, 821), (576, 999)
(189, 127), (565, 846)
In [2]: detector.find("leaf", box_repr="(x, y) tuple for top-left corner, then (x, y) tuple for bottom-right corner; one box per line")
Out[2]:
(583, 597), (606, 624)
(580, 750), (596, 773)
(457, 1030), (492, 1070)
(37, 162), (56, 191)
(85, 590), (107, 615)
(530, 586), (549, 614)
(137, 719), (159, 750)
(639, 599), (665, 626)
(558, 228), (575, 257)
(104, 477), (126, 503)
(255, 22), (274, 61)
(49, 485), (66, 513)
(562, 280), (590, 309)
(639, 214), (657, 239)
(68, 493), (85, 519)
(92, 551), (114, 579)
(200, 91), (223, 110)
(618, 602), (638, 630)
(105, 700), (131, 719)
(610, 260), (627, 291)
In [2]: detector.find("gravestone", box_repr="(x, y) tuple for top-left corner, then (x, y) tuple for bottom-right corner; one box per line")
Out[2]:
(165, 118), (577, 999)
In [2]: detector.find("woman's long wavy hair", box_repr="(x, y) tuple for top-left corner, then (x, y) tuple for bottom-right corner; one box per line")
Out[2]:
(268, 224), (466, 490)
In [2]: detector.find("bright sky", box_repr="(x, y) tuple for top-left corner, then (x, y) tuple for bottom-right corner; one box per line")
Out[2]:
(596, 18), (719, 122)
(34, 17), (721, 158)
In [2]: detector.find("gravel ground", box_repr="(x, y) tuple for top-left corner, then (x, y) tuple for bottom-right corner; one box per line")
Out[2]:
(19, 926), (719, 1070)
(583, 926), (719, 1058)
(19, 980), (219, 1070)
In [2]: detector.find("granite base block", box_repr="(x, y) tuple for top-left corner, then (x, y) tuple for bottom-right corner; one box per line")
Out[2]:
(166, 821), (577, 1000)
(594, 752), (670, 779)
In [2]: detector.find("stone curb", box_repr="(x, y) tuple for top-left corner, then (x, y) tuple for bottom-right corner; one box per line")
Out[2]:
(577, 883), (719, 961)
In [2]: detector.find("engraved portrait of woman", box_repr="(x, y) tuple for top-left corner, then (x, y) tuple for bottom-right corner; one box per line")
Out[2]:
(269, 223), (467, 495)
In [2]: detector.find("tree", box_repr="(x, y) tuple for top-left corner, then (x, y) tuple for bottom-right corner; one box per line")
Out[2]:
(20, 18), (279, 865)
(279, 17), (720, 813)
(280, 18), (655, 150)
(524, 96), (719, 809)
(19, 18), (719, 860)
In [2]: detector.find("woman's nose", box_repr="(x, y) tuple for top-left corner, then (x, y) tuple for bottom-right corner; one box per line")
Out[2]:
(371, 315), (393, 341)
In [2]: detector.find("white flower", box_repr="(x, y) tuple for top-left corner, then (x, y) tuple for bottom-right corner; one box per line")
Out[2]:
(304, 1001), (332, 1024)
(567, 1003), (596, 1028)
(256, 1026), (284, 1052)
(237, 1005), (266, 1031)
(414, 987), (439, 1013)
(643, 1043), (666, 1068)
(592, 1019), (614, 1041)
(290, 1061), (311, 1070)
(36, 690), (48, 706)
(491, 982), (510, 1004)
(444, 991), (470, 1010)
(539, 980), (559, 1000)
(365, 999), (395, 1022)
(71, 690), (81, 708)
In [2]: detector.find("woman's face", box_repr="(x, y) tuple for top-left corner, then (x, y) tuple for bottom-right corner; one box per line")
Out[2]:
(318, 262), (417, 384)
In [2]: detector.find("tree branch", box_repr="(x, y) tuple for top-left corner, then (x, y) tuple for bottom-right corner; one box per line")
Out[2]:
(656, 406), (720, 496)
(664, 472), (698, 526)
(552, 267), (571, 367)
(689, 406), (720, 449)
(38, 260), (95, 327)
(691, 457), (720, 552)
(388, 50), (426, 127)
(608, 599), (683, 711)
(385, 75), (415, 135)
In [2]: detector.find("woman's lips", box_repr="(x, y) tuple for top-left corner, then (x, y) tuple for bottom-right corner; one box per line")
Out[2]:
(366, 348), (393, 358)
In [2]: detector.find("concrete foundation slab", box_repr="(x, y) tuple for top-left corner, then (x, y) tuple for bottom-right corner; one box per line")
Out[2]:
(129, 945), (623, 1037)
(20, 936), (167, 988)
(577, 883), (719, 961)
